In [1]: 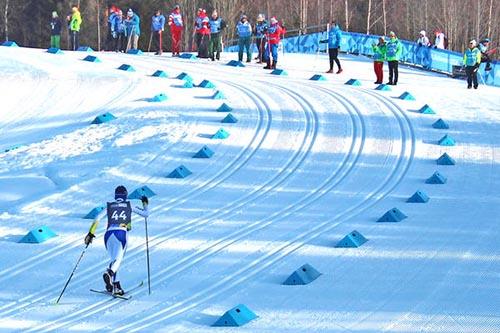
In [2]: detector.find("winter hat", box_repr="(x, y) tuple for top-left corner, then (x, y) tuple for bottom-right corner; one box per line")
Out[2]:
(419, 30), (426, 36)
(270, 16), (278, 24)
(257, 14), (265, 21)
(72, 6), (78, 12)
(52, 11), (58, 18)
(115, 185), (128, 201)
(241, 14), (248, 20)
(174, 4), (180, 10)
(212, 10), (218, 17)
(469, 39), (477, 46)
(127, 8), (133, 17)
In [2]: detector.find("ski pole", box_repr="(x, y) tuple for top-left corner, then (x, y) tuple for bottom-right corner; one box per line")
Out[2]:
(148, 31), (153, 52)
(144, 216), (151, 295)
(56, 244), (89, 304)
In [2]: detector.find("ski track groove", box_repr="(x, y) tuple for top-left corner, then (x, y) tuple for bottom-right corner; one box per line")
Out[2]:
(24, 77), (318, 333)
(107, 83), (415, 332)
(41, 81), (368, 332)
(0, 79), (270, 319)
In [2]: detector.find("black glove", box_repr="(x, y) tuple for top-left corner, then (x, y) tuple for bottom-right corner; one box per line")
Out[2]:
(141, 195), (149, 207)
(319, 39), (328, 44)
(84, 232), (95, 246)
(418, 42), (422, 46)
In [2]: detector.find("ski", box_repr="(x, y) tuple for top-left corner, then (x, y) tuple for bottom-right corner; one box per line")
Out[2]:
(90, 280), (144, 300)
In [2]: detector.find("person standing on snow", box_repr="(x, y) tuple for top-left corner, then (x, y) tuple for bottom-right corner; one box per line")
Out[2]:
(194, 8), (210, 58)
(463, 39), (481, 89)
(84, 186), (149, 296)
(254, 14), (268, 63)
(236, 15), (253, 63)
(106, 6), (118, 51)
(67, 6), (82, 51)
(168, 5), (183, 56)
(416, 30), (430, 46)
(372, 37), (386, 84)
(478, 38), (493, 71)
(325, 20), (343, 74)
(110, 9), (124, 52)
(125, 8), (140, 52)
(416, 30), (431, 68)
(208, 10), (226, 61)
(151, 9), (166, 55)
(263, 16), (285, 69)
(386, 31), (402, 85)
(50, 11), (62, 49)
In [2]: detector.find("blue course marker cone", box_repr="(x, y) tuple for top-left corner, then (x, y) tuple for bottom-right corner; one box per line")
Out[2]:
(77, 46), (94, 52)
(212, 304), (257, 327)
(345, 79), (362, 86)
(127, 49), (143, 55)
(310, 74), (327, 81)
(217, 103), (233, 112)
(335, 230), (368, 248)
(179, 53), (197, 60)
(2, 40), (19, 47)
(377, 207), (407, 222)
(212, 90), (226, 100)
(47, 47), (63, 54)
(419, 104), (435, 114)
(167, 165), (192, 178)
(151, 93), (168, 102)
(118, 64), (135, 72)
(198, 80), (216, 88)
(4, 144), (22, 153)
(212, 128), (230, 139)
(19, 226), (57, 243)
(437, 153), (456, 165)
(221, 113), (238, 123)
(407, 190), (430, 203)
(181, 80), (194, 88)
(83, 55), (101, 63)
(283, 263), (321, 285)
(193, 145), (214, 158)
(84, 206), (105, 219)
(152, 70), (168, 78)
(226, 60), (245, 67)
(375, 84), (391, 91)
(432, 118), (449, 129)
(438, 134), (456, 146)
(399, 92), (416, 100)
(177, 72), (193, 82)
(91, 112), (116, 124)
(426, 171), (447, 184)
(128, 186), (156, 200)
(271, 69), (288, 76)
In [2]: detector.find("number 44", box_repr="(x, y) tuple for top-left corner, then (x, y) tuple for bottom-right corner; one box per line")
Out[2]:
(111, 211), (127, 221)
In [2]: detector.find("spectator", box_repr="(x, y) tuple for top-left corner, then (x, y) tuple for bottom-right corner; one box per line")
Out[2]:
(208, 10), (226, 61)
(106, 6), (119, 51)
(254, 14), (268, 63)
(372, 37), (386, 84)
(463, 39), (481, 89)
(478, 38), (492, 71)
(67, 6), (82, 51)
(125, 8), (140, 52)
(236, 15), (253, 63)
(168, 5), (183, 56)
(434, 30), (446, 49)
(416, 30), (430, 46)
(50, 11), (62, 49)
(110, 9), (124, 52)
(386, 31), (402, 85)
(263, 16), (285, 69)
(151, 9), (166, 55)
(194, 8), (209, 56)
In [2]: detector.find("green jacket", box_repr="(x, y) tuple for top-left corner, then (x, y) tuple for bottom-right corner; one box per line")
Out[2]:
(463, 47), (481, 66)
(372, 43), (386, 62)
(70, 11), (82, 32)
(386, 37), (402, 61)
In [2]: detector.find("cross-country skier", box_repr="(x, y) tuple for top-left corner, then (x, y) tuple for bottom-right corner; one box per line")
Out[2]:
(168, 5), (183, 56)
(263, 16), (285, 69)
(84, 186), (149, 295)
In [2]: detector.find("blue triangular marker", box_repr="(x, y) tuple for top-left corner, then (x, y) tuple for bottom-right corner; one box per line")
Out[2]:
(193, 145), (214, 158)
(222, 113), (238, 123)
(335, 230), (368, 248)
(217, 103), (233, 112)
(212, 128), (230, 139)
(283, 263), (321, 285)
(128, 186), (156, 200)
(19, 226), (57, 243)
(437, 153), (456, 165)
(84, 206), (105, 219)
(426, 171), (447, 184)
(212, 304), (257, 327)
(91, 112), (116, 124)
(438, 134), (456, 146)
(377, 207), (407, 222)
(432, 118), (449, 129)
(168, 165), (192, 178)
(152, 70), (168, 78)
(345, 79), (362, 86)
(407, 190), (430, 203)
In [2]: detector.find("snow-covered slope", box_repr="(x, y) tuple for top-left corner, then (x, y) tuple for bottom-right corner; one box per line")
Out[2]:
(0, 46), (499, 333)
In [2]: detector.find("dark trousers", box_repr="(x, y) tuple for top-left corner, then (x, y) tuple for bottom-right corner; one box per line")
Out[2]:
(388, 60), (399, 84)
(153, 30), (163, 54)
(70, 31), (79, 51)
(198, 34), (209, 58)
(374, 61), (383, 83)
(113, 35), (122, 52)
(465, 66), (478, 88)
(256, 37), (265, 61)
(328, 48), (341, 70)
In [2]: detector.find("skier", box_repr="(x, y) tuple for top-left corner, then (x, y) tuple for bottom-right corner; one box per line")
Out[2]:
(386, 31), (402, 85)
(236, 15), (253, 63)
(478, 38), (493, 71)
(194, 8), (210, 58)
(67, 6), (82, 51)
(254, 14), (268, 63)
(372, 37), (386, 84)
(125, 8), (141, 52)
(84, 186), (149, 295)
(50, 11), (62, 49)
(463, 39), (481, 89)
(151, 9), (166, 55)
(168, 5), (183, 56)
(263, 16), (285, 69)
(325, 20), (342, 74)
(208, 10), (226, 61)
(110, 9), (124, 52)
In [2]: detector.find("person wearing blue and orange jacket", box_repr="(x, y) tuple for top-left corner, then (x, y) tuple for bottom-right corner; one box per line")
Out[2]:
(463, 39), (482, 89)
(168, 5), (183, 56)
(263, 16), (285, 69)
(151, 10), (166, 55)
(326, 20), (342, 74)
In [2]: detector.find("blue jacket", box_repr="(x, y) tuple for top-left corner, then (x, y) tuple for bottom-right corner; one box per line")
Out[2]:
(463, 47), (481, 66)
(151, 14), (165, 32)
(125, 13), (140, 36)
(110, 14), (124, 33)
(209, 17), (225, 34)
(255, 21), (268, 38)
(236, 21), (252, 38)
(328, 24), (342, 49)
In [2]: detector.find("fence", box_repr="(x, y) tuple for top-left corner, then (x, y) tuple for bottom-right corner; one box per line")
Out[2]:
(226, 30), (499, 87)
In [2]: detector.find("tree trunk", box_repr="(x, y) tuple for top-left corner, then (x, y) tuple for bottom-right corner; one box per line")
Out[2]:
(487, 0), (493, 38)
(382, 0), (386, 36)
(329, 0), (333, 22)
(4, 0), (8, 41)
(96, 0), (101, 51)
(366, 0), (371, 34)
(344, 0), (349, 31)
(476, 0), (480, 38)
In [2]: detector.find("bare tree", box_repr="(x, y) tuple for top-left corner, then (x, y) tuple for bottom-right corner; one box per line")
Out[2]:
(3, 0), (8, 41)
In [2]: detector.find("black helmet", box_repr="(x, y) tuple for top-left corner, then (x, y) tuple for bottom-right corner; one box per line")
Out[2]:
(115, 185), (128, 201)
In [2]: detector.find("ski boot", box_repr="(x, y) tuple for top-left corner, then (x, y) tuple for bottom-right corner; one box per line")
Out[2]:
(272, 61), (277, 69)
(264, 60), (272, 69)
(103, 269), (114, 293)
(113, 281), (125, 296)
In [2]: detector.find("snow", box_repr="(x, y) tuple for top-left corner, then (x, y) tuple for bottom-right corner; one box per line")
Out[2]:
(0, 45), (499, 333)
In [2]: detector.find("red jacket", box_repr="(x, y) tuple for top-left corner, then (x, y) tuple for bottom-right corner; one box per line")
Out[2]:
(267, 23), (285, 45)
(195, 13), (210, 35)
